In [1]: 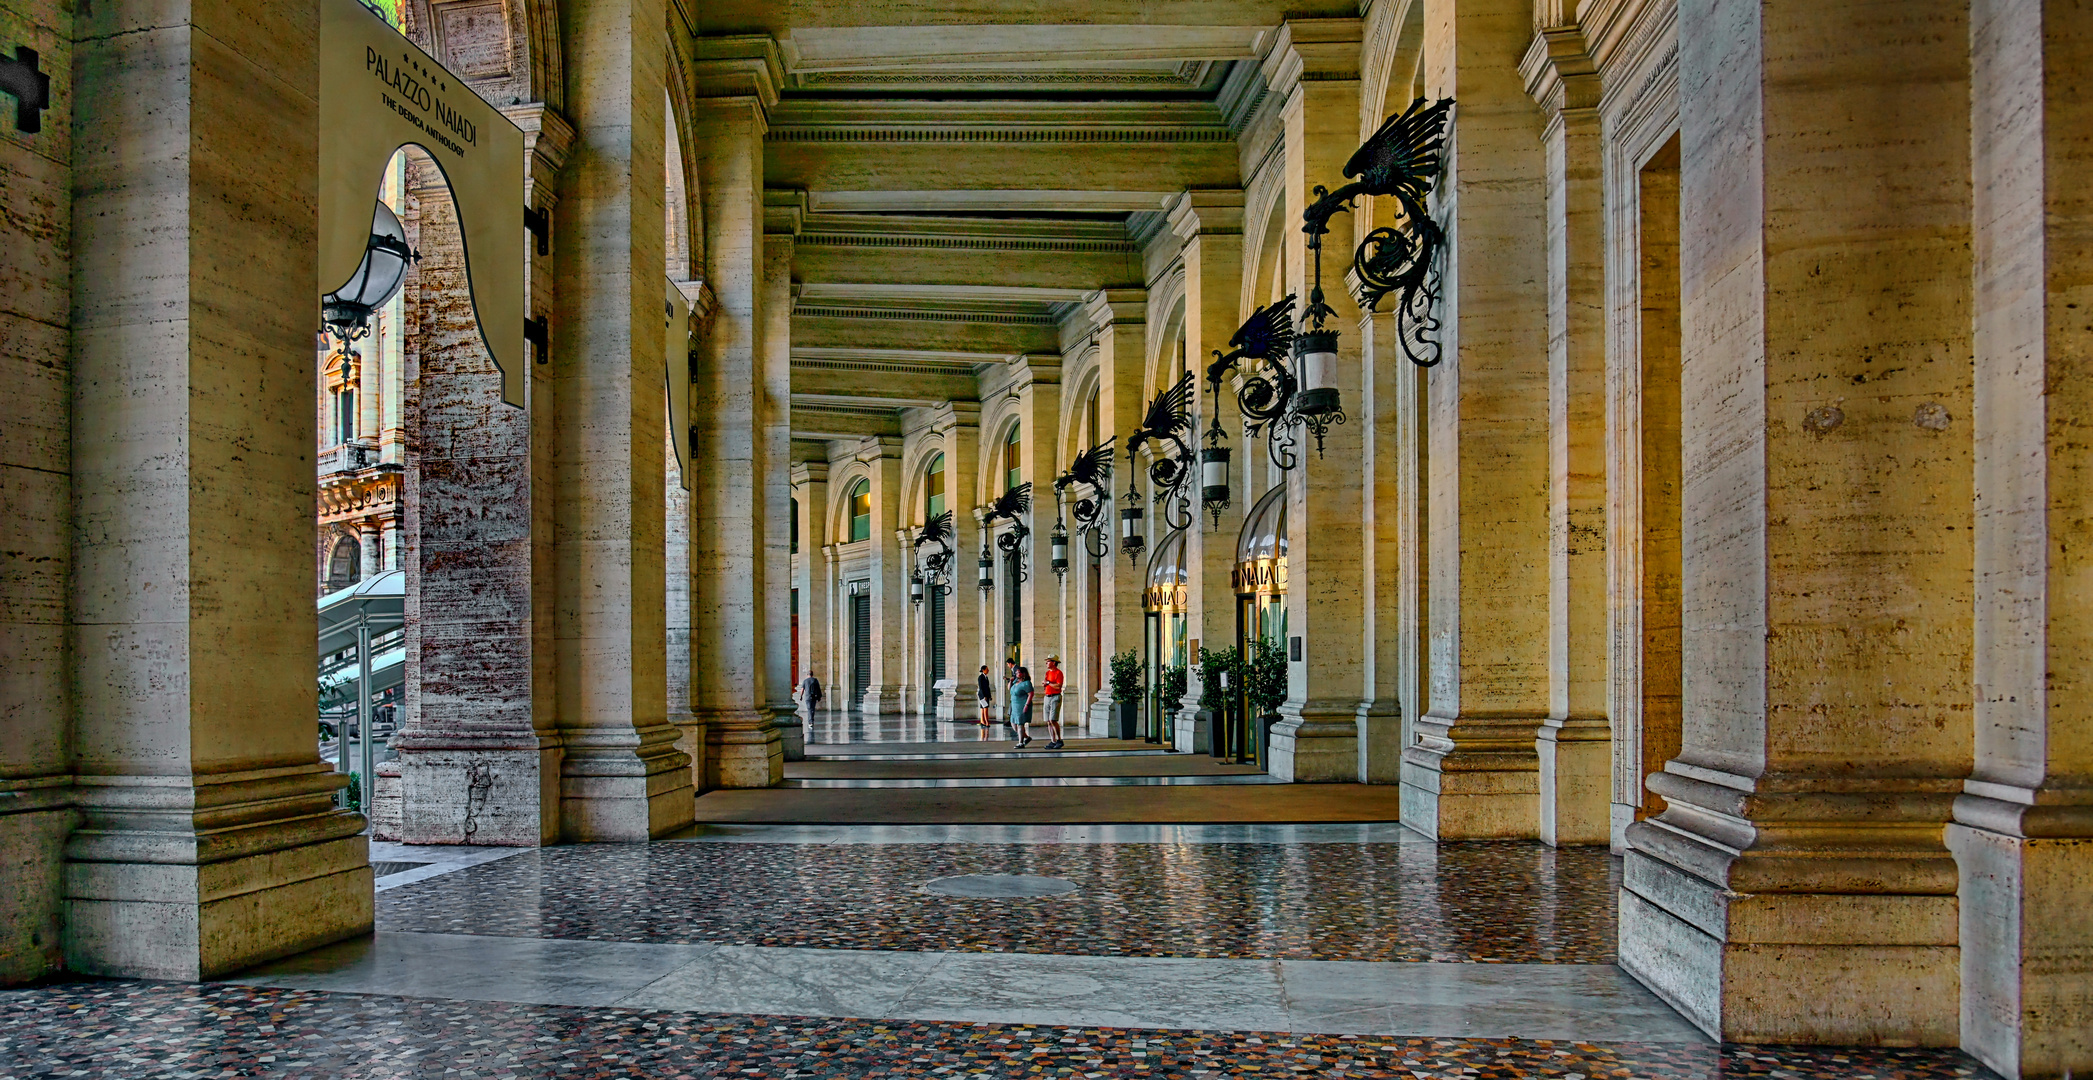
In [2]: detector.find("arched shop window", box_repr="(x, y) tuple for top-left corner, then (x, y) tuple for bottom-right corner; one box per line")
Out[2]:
(848, 479), (871, 542)
(1003, 425), (1021, 491)
(925, 453), (946, 521)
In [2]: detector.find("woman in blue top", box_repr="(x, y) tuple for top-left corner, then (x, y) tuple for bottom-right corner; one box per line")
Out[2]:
(1009, 666), (1035, 749)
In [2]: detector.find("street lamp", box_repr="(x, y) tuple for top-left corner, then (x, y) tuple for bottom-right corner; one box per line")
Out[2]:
(322, 200), (416, 345)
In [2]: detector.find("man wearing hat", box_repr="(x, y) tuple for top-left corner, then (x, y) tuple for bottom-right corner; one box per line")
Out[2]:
(1039, 655), (1067, 750)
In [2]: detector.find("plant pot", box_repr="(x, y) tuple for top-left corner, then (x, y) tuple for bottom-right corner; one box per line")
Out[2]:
(1258, 711), (1282, 771)
(1114, 700), (1139, 741)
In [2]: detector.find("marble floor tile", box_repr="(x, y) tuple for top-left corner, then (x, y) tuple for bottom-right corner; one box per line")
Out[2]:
(365, 840), (529, 892)
(1279, 960), (1709, 1042)
(667, 822), (1432, 845)
(227, 931), (716, 1008)
(781, 773), (1285, 788)
(902, 951), (1294, 1033)
(615, 943), (944, 1018)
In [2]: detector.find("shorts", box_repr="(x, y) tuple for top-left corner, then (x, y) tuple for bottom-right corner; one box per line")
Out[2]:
(1040, 694), (1061, 727)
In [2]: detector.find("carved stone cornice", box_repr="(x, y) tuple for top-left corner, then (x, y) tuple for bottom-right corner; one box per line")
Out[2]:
(766, 100), (1232, 144)
(502, 102), (577, 210)
(796, 214), (1136, 256)
(319, 470), (402, 520)
(930, 400), (983, 434)
(764, 188), (806, 237)
(1521, 25), (1603, 115)
(791, 460), (830, 486)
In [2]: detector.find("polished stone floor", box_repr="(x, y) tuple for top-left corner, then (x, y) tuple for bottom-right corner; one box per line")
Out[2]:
(0, 752), (2005, 1078)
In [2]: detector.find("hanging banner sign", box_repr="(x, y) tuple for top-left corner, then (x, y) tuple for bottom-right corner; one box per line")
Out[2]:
(319, 0), (526, 406)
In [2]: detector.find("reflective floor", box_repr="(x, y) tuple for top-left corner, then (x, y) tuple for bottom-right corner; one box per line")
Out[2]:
(0, 731), (2005, 1078)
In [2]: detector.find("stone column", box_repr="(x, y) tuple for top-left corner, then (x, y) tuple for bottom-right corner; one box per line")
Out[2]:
(1618, 0), (1973, 1045)
(1082, 290), (1146, 733)
(1947, 2), (2093, 1075)
(393, 152), (548, 846)
(790, 461), (830, 711)
(933, 405), (983, 720)
(861, 439), (907, 714)
(1168, 192), (1246, 754)
(1265, 20), (1366, 783)
(761, 193), (802, 758)
(1016, 361), (1063, 676)
(690, 40), (784, 787)
(550, 0), (693, 838)
(1524, 27), (1610, 846)
(1398, 0), (1552, 834)
(65, 0), (370, 979)
(666, 426), (701, 791)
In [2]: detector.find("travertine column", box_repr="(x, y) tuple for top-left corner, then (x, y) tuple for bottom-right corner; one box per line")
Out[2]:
(1266, 20), (1366, 783)
(1082, 290), (1146, 733)
(394, 154), (548, 846)
(1524, 27), (1610, 846)
(861, 439), (907, 714)
(690, 40), (784, 786)
(790, 461), (830, 708)
(551, 0), (693, 838)
(1398, 0), (1551, 833)
(1947, 2), (2093, 1075)
(65, 0), (370, 978)
(1016, 361), (1063, 675)
(1168, 192), (1246, 753)
(932, 405), (983, 720)
(761, 193), (801, 757)
(1618, 0), (1973, 1044)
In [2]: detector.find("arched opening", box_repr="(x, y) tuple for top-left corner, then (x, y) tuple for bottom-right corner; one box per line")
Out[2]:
(848, 478), (872, 543)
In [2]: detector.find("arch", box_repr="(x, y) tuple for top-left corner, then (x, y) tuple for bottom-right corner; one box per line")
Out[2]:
(923, 451), (947, 523)
(1144, 286), (1189, 403)
(898, 434), (948, 528)
(326, 533), (363, 592)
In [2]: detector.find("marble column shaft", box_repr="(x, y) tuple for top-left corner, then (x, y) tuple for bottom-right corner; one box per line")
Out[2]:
(933, 408), (983, 720)
(1619, 0), (1974, 1045)
(1526, 28), (1611, 846)
(550, 0), (693, 838)
(1082, 290), (1147, 733)
(862, 441), (907, 715)
(1947, 1), (2093, 1075)
(64, 0), (371, 979)
(1169, 192), (1245, 756)
(1398, 0), (1553, 836)
(691, 94), (782, 786)
(1268, 19), (1367, 784)
(760, 218), (800, 758)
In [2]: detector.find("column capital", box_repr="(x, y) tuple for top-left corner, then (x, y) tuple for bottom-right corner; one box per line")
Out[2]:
(690, 35), (785, 113)
(931, 400), (983, 433)
(1081, 288), (1148, 330)
(1167, 189), (1247, 240)
(791, 459), (830, 486)
(1259, 18), (1363, 98)
(1519, 25), (1602, 115)
(855, 435), (905, 463)
(672, 277), (716, 331)
(764, 188), (807, 236)
(502, 101), (577, 180)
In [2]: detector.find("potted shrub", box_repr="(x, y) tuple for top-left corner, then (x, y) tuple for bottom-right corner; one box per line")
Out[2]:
(1157, 662), (1189, 743)
(1197, 644), (1240, 757)
(1243, 636), (1289, 766)
(1109, 649), (1143, 740)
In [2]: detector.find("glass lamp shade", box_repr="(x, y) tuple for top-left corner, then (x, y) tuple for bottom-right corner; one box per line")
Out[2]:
(977, 551), (995, 589)
(1200, 445), (1232, 506)
(1293, 330), (1341, 416)
(1120, 504), (1146, 563)
(323, 201), (413, 335)
(909, 573), (924, 604)
(1050, 529), (1069, 574)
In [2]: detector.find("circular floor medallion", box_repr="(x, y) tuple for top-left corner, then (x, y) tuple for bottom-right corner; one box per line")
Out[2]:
(921, 873), (1079, 898)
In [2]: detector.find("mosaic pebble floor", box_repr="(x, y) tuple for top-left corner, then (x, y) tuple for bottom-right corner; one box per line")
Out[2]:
(0, 980), (2000, 1080)
(374, 841), (1621, 964)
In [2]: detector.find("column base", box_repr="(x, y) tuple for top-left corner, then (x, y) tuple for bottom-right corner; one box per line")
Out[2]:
(1086, 692), (1113, 737)
(1355, 701), (1403, 785)
(859, 686), (905, 716)
(63, 767), (373, 981)
(675, 719), (709, 794)
(1269, 704), (1358, 782)
(395, 737), (562, 846)
(1538, 716), (1611, 846)
(770, 706), (805, 761)
(1946, 791), (2093, 1080)
(703, 709), (783, 788)
(371, 762), (402, 841)
(0, 785), (71, 984)
(558, 726), (693, 841)
(931, 679), (962, 721)
(1619, 848), (1958, 1045)
(1173, 707), (1209, 754)
(1399, 713), (1544, 838)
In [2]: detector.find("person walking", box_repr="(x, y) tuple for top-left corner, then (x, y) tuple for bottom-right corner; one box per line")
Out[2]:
(799, 672), (824, 716)
(975, 664), (994, 728)
(1039, 655), (1066, 749)
(1009, 665), (1035, 749)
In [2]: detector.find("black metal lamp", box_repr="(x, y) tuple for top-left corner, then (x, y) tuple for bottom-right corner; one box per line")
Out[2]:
(1120, 476), (1146, 565)
(323, 201), (417, 344)
(1292, 330), (1342, 416)
(1049, 517), (1069, 579)
(977, 539), (995, 590)
(1200, 443), (1231, 527)
(909, 571), (925, 605)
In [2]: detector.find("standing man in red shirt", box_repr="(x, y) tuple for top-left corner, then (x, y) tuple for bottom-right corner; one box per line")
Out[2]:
(1039, 655), (1067, 749)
